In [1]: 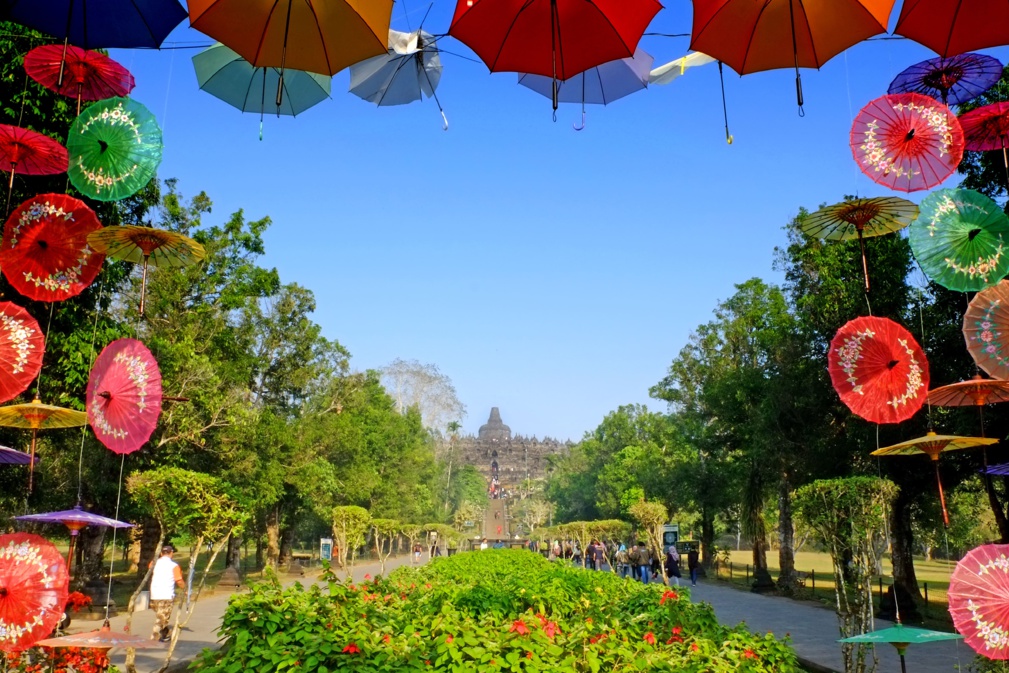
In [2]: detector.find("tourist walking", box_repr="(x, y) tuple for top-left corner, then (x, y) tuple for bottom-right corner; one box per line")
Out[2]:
(590, 540), (605, 571)
(634, 542), (651, 584)
(615, 544), (630, 578)
(665, 546), (682, 587)
(688, 546), (700, 586)
(149, 545), (184, 642)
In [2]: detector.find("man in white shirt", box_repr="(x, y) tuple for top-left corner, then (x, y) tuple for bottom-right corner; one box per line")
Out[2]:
(149, 545), (184, 641)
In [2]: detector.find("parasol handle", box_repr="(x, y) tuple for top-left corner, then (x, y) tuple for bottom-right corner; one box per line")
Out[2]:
(276, 0), (294, 108)
(66, 530), (78, 579)
(1002, 142), (1009, 193)
(935, 461), (950, 527)
(717, 61), (733, 144)
(5, 166), (14, 217)
(858, 229), (870, 294)
(787, 0), (804, 116)
(573, 111), (586, 132)
(27, 428), (37, 494)
(139, 255), (150, 315)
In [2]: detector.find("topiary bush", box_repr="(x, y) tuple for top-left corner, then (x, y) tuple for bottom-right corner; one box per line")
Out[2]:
(193, 549), (799, 672)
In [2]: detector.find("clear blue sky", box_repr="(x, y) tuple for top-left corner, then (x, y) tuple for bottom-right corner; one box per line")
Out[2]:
(109, 1), (1009, 441)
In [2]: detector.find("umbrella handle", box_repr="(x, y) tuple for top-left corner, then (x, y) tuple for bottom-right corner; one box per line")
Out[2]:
(573, 111), (586, 132)
(441, 110), (449, 131)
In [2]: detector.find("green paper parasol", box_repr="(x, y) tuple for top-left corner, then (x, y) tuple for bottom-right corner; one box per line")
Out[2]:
(840, 624), (962, 673)
(909, 188), (1009, 292)
(67, 97), (163, 202)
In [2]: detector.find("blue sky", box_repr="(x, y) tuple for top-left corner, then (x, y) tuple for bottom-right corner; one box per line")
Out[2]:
(109, 1), (1009, 441)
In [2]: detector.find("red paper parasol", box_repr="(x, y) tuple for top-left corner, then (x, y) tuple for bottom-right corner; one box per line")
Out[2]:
(0, 194), (105, 302)
(24, 45), (135, 115)
(828, 316), (930, 424)
(0, 532), (69, 653)
(959, 102), (1009, 189)
(87, 338), (162, 455)
(36, 623), (164, 650)
(0, 302), (44, 405)
(850, 93), (964, 192)
(949, 543), (1009, 658)
(0, 125), (68, 216)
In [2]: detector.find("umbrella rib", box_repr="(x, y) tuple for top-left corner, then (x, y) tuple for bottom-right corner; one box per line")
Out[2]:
(127, 0), (158, 47)
(375, 53), (417, 106)
(254, 0), (285, 67)
(943, 0), (965, 57)
(304, 0), (336, 75)
(243, 68), (264, 114)
(738, 1), (773, 75)
(796, 0), (819, 68)
(486, 0), (537, 73)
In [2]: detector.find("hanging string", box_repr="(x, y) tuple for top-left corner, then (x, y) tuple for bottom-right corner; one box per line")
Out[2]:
(103, 453), (126, 621)
(34, 302), (56, 400)
(917, 287), (933, 427)
(76, 280), (105, 503)
(160, 45), (176, 138)
(843, 51), (861, 196)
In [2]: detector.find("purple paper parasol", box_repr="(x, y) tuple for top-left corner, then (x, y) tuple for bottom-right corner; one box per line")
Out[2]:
(985, 463), (1009, 477)
(0, 445), (34, 465)
(889, 53), (1003, 106)
(15, 504), (132, 576)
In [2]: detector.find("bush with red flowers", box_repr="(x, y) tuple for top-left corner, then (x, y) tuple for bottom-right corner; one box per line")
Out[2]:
(65, 591), (92, 613)
(5, 647), (115, 673)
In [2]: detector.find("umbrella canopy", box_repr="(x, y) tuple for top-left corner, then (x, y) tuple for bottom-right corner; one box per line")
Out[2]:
(67, 97), (163, 202)
(449, 0), (661, 110)
(350, 29), (443, 108)
(986, 464), (1009, 476)
(800, 197), (918, 292)
(895, 0), (1009, 58)
(959, 102), (1009, 189)
(839, 624), (962, 672)
(16, 504), (131, 575)
(0, 301), (44, 405)
(949, 543), (1009, 658)
(828, 316), (929, 425)
(5, 0), (187, 49)
(36, 624), (164, 650)
(689, 0), (896, 109)
(193, 42), (331, 118)
(24, 45), (135, 114)
(188, 0), (392, 78)
(87, 338), (162, 455)
(0, 532), (68, 653)
(889, 53), (1003, 106)
(872, 431), (996, 526)
(964, 280), (1009, 380)
(0, 397), (87, 491)
(518, 47), (653, 106)
(0, 194), (105, 303)
(851, 93), (964, 193)
(648, 51), (716, 85)
(908, 188), (1009, 292)
(0, 446), (33, 465)
(929, 375), (1009, 407)
(0, 125), (68, 215)
(87, 226), (205, 313)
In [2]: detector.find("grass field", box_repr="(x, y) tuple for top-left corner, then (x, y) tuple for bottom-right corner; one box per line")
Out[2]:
(717, 549), (955, 628)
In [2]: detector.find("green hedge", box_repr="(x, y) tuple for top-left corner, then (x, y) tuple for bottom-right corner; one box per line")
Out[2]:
(193, 550), (798, 672)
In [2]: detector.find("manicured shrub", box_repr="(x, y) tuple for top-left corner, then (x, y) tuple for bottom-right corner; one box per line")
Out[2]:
(194, 549), (799, 672)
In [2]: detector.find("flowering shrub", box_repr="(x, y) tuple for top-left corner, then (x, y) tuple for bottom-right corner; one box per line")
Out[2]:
(5, 647), (115, 673)
(65, 591), (93, 612)
(194, 550), (799, 672)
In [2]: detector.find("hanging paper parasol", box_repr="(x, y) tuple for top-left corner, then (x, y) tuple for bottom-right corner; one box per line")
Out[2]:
(0, 302), (44, 405)
(450, 0), (661, 112)
(24, 45), (135, 115)
(188, 0), (392, 107)
(800, 197), (918, 293)
(827, 316), (930, 425)
(889, 53), (1003, 106)
(87, 226), (205, 313)
(929, 375), (1009, 408)
(518, 48), (653, 127)
(949, 543), (1009, 658)
(959, 102), (1009, 190)
(895, 0), (1009, 58)
(349, 29), (448, 128)
(0, 124), (68, 216)
(839, 624), (962, 673)
(0, 194), (105, 303)
(0, 532), (69, 653)
(908, 189), (1009, 292)
(872, 431), (996, 526)
(851, 93), (964, 193)
(16, 504), (131, 577)
(0, 398), (87, 491)
(66, 97), (163, 202)
(36, 623), (164, 650)
(87, 338), (162, 455)
(689, 0), (897, 111)
(964, 280), (1009, 380)
(0, 446), (34, 465)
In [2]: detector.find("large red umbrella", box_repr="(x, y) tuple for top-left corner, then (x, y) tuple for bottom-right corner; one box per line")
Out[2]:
(850, 93), (964, 193)
(828, 316), (930, 424)
(0, 532), (69, 653)
(895, 0), (1009, 58)
(0, 302), (44, 405)
(959, 102), (1009, 189)
(0, 125), (68, 216)
(87, 338), (162, 455)
(949, 543), (1009, 658)
(24, 45), (135, 116)
(689, 0), (896, 111)
(0, 194), (105, 303)
(449, 0), (661, 111)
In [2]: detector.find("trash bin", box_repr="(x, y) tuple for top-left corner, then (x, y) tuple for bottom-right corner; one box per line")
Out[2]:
(135, 590), (150, 611)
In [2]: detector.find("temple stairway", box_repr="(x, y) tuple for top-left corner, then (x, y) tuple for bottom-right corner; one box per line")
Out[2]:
(483, 498), (509, 541)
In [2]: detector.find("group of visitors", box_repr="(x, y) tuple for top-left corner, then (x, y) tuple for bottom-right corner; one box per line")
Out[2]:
(542, 538), (699, 587)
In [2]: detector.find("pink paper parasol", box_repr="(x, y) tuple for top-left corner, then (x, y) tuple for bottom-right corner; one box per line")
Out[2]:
(86, 339), (162, 455)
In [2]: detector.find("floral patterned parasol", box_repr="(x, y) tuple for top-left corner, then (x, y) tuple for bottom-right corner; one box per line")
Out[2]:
(827, 316), (930, 424)
(964, 280), (1009, 380)
(949, 544), (1009, 659)
(0, 532), (69, 653)
(87, 338), (162, 455)
(0, 302), (44, 405)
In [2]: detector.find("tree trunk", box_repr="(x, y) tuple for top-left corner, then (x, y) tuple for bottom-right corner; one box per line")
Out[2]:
(890, 489), (923, 600)
(226, 534), (241, 570)
(137, 517), (161, 581)
(127, 525), (142, 574)
(255, 534), (264, 571)
(265, 508), (280, 569)
(777, 474), (797, 592)
(279, 526), (294, 567)
(700, 506), (715, 567)
(77, 526), (107, 586)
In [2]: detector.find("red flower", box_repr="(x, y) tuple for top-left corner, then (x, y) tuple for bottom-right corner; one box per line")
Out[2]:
(342, 643), (361, 654)
(543, 621), (560, 639)
(691, 643), (699, 652)
(526, 651), (533, 659)
(743, 649), (758, 659)
(65, 592), (92, 612)
(510, 619), (530, 635)
(672, 626), (682, 635)
(446, 635), (454, 644)
(643, 632), (656, 645)
(383, 634), (391, 644)
(364, 574), (371, 580)
(660, 590), (678, 605)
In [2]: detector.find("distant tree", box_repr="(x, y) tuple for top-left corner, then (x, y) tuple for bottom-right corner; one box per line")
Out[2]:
(628, 500), (669, 583)
(380, 358), (466, 433)
(332, 506), (371, 579)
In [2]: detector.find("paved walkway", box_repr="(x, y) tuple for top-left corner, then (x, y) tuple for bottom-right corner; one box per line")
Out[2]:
(688, 580), (971, 673)
(81, 555), (422, 673)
